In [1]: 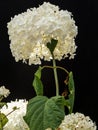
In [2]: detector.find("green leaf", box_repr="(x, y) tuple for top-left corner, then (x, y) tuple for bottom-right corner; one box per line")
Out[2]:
(33, 67), (43, 96)
(35, 66), (42, 79)
(0, 113), (8, 130)
(44, 96), (65, 130)
(24, 96), (48, 130)
(0, 102), (7, 109)
(24, 96), (65, 130)
(47, 39), (58, 55)
(68, 72), (75, 113)
(64, 72), (75, 113)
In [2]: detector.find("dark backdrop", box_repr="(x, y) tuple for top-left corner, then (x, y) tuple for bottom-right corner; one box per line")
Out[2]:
(0, 0), (98, 126)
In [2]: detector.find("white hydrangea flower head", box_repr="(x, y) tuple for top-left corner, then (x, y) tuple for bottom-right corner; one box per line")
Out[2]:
(7, 2), (78, 65)
(58, 112), (97, 130)
(0, 86), (10, 97)
(1, 99), (29, 130)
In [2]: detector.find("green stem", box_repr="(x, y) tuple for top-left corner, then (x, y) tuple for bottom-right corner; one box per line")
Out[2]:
(41, 62), (69, 96)
(52, 57), (59, 96)
(6, 107), (19, 117)
(42, 66), (69, 74)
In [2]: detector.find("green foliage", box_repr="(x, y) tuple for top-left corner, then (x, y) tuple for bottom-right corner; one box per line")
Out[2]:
(24, 68), (75, 130)
(47, 39), (58, 55)
(0, 96), (8, 130)
(64, 72), (75, 113)
(24, 96), (48, 130)
(0, 102), (7, 109)
(24, 96), (65, 130)
(43, 96), (65, 129)
(33, 66), (43, 96)
(0, 113), (8, 130)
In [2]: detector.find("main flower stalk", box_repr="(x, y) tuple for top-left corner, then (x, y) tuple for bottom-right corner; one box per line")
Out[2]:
(52, 56), (59, 96)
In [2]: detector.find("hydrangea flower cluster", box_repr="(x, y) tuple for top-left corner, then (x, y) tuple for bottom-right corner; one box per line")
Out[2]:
(0, 86), (10, 98)
(7, 2), (77, 65)
(1, 99), (29, 130)
(58, 112), (97, 130)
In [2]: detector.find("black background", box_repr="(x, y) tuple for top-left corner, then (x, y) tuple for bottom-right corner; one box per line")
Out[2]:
(0, 0), (98, 126)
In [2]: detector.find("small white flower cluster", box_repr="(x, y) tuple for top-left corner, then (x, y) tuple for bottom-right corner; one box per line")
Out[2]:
(7, 2), (77, 65)
(1, 99), (29, 130)
(58, 112), (97, 130)
(0, 86), (10, 98)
